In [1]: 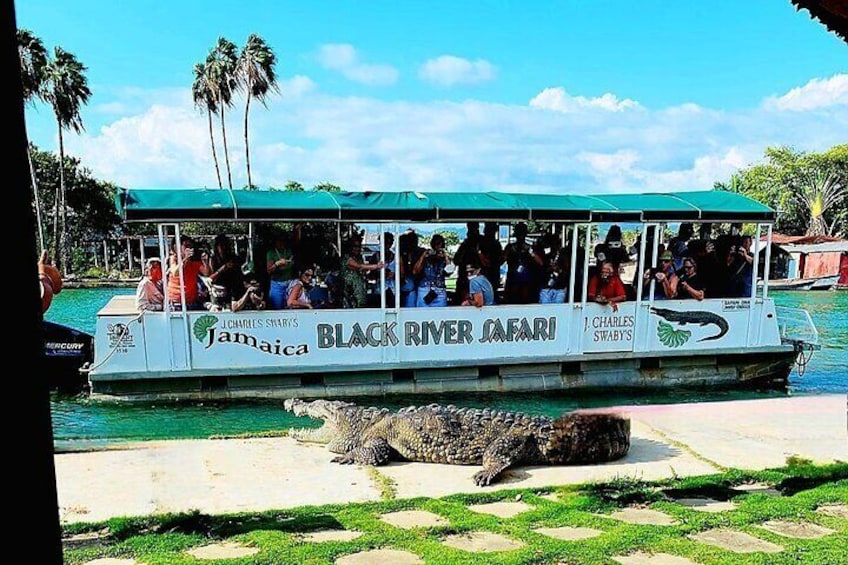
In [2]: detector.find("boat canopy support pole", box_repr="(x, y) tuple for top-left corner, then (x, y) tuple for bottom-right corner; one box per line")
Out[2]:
(763, 224), (773, 299)
(157, 223), (175, 371)
(379, 227), (386, 311)
(581, 223), (592, 309)
(568, 224), (578, 305)
(635, 223), (649, 306)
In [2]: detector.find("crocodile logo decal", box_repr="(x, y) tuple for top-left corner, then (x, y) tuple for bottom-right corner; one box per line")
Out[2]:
(650, 307), (729, 343)
(193, 315), (218, 343)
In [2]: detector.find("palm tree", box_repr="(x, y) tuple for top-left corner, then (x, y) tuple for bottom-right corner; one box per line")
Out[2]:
(205, 38), (239, 189)
(42, 47), (91, 274)
(17, 29), (49, 252)
(795, 171), (845, 236)
(192, 62), (223, 189)
(237, 34), (278, 189)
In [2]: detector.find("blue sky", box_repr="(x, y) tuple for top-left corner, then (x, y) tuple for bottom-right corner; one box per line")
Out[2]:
(16, 1), (848, 192)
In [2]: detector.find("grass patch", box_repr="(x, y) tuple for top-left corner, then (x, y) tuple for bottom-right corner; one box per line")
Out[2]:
(63, 462), (848, 565)
(367, 466), (398, 500)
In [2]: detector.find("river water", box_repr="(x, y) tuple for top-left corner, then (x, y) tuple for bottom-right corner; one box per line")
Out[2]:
(47, 288), (846, 445)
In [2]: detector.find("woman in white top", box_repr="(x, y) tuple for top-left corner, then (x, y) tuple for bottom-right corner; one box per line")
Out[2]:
(286, 267), (314, 309)
(135, 257), (164, 311)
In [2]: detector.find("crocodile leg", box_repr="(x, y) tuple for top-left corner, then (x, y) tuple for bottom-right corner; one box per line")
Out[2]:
(473, 434), (530, 486)
(331, 437), (394, 466)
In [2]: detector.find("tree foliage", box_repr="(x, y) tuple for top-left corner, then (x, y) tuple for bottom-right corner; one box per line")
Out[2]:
(715, 144), (847, 237)
(29, 144), (121, 272)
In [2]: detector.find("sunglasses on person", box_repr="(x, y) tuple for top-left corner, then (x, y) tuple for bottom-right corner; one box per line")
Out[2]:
(684, 264), (695, 270)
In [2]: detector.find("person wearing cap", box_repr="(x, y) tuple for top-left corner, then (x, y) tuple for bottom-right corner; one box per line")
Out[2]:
(136, 257), (164, 311)
(643, 250), (678, 300)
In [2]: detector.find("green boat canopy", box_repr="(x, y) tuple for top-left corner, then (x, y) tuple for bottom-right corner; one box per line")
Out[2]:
(116, 188), (775, 223)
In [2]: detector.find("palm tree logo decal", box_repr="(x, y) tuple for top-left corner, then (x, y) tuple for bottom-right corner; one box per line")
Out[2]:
(193, 315), (218, 343)
(657, 320), (691, 348)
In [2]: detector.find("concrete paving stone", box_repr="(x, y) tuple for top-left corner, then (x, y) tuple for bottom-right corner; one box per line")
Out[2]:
(690, 529), (783, 554)
(816, 504), (848, 519)
(758, 520), (835, 539)
(441, 531), (525, 552)
(532, 526), (603, 541)
(186, 542), (260, 560)
(606, 507), (677, 526)
(539, 493), (561, 502)
(379, 510), (449, 529)
(467, 501), (533, 518)
(613, 552), (699, 564)
(299, 529), (363, 543)
(734, 482), (781, 496)
(83, 560), (139, 565)
(335, 548), (423, 565)
(673, 497), (738, 512)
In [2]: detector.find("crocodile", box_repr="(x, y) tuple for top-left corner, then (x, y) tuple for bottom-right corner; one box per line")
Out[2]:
(284, 399), (630, 486)
(650, 307), (729, 341)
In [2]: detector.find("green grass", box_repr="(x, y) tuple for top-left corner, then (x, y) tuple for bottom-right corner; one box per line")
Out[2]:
(63, 462), (848, 564)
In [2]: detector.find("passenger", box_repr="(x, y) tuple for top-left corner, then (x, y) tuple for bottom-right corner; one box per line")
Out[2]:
(453, 222), (483, 305)
(677, 258), (705, 300)
(689, 239), (721, 298)
(538, 233), (568, 304)
(669, 222), (694, 272)
(342, 237), (384, 308)
(286, 267), (314, 309)
(730, 235), (754, 297)
(413, 233), (449, 307)
(398, 230), (421, 307)
(643, 250), (678, 300)
(462, 262), (494, 307)
(167, 236), (212, 309)
(588, 261), (627, 312)
(135, 257), (164, 311)
(231, 275), (267, 312)
(595, 225), (629, 270)
(504, 222), (535, 304)
(480, 222), (503, 299)
(209, 234), (244, 309)
(266, 231), (295, 309)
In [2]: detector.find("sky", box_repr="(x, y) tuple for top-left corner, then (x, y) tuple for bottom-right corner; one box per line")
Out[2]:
(16, 0), (848, 194)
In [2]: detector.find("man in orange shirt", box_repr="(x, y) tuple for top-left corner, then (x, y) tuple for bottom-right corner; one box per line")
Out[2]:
(167, 236), (212, 309)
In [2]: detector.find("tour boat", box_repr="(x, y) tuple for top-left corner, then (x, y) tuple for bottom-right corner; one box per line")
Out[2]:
(86, 188), (819, 400)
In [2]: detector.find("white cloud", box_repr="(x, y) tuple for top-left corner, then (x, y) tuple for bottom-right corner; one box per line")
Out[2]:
(418, 56), (496, 86)
(56, 76), (847, 194)
(278, 75), (317, 99)
(316, 44), (398, 86)
(530, 87), (641, 112)
(764, 74), (848, 112)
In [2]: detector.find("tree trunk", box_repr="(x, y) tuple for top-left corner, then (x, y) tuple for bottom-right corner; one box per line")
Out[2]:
(58, 126), (69, 276)
(51, 117), (62, 271)
(27, 145), (46, 251)
(207, 108), (223, 189)
(220, 106), (233, 189)
(244, 92), (252, 188)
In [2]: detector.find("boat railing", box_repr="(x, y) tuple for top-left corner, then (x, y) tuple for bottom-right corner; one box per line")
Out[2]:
(775, 306), (820, 348)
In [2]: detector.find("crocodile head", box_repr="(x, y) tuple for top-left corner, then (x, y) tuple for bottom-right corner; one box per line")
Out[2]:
(283, 398), (367, 453)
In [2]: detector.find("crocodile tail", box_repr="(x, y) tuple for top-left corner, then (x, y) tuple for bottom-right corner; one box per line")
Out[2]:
(548, 412), (631, 464)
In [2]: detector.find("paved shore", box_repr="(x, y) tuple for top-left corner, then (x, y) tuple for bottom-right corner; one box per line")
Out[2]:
(54, 394), (847, 524)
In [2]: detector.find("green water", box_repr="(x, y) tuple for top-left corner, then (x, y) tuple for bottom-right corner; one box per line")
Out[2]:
(47, 288), (847, 445)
